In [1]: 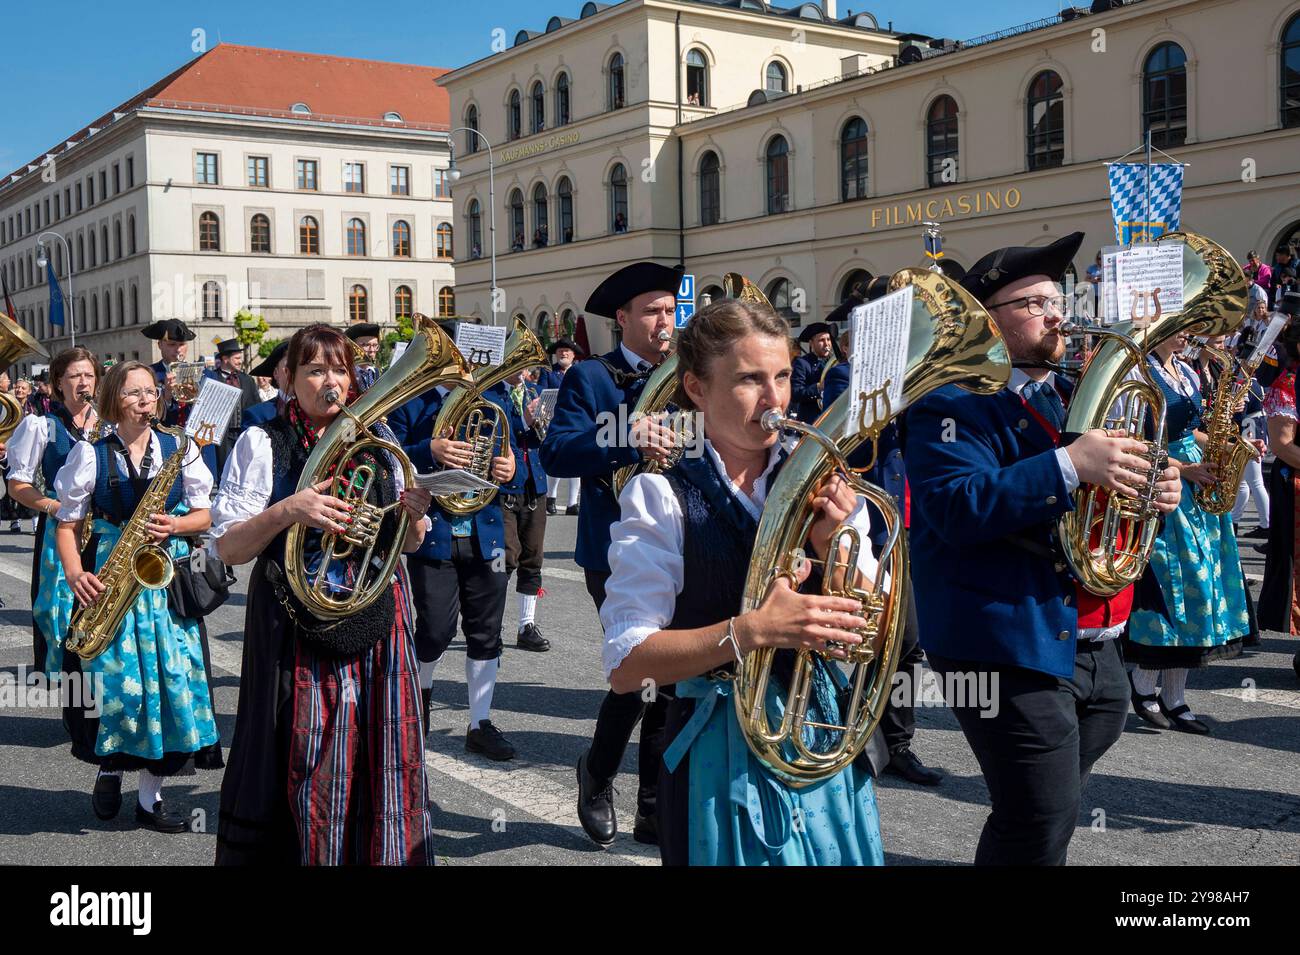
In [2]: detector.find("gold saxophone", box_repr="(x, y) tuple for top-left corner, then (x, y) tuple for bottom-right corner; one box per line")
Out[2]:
(1193, 342), (1260, 515)
(65, 425), (188, 661)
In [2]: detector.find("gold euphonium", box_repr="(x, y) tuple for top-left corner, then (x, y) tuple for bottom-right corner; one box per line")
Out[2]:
(735, 268), (1011, 786)
(1057, 231), (1247, 596)
(0, 311), (50, 442)
(283, 315), (473, 620)
(431, 317), (548, 516)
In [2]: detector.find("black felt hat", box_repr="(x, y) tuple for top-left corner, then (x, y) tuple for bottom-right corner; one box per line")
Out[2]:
(547, 337), (581, 356)
(250, 341), (288, 378)
(960, 232), (1085, 305)
(141, 319), (196, 342)
(584, 262), (684, 319)
(216, 338), (242, 356)
(345, 322), (381, 342)
(797, 321), (834, 344)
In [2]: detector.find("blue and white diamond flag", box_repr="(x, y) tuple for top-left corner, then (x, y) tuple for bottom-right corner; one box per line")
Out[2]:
(1108, 162), (1183, 244)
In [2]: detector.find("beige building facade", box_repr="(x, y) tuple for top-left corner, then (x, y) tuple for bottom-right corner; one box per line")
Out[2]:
(441, 0), (1300, 353)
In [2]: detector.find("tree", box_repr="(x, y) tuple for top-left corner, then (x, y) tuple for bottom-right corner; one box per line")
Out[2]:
(234, 307), (268, 360)
(379, 313), (415, 370)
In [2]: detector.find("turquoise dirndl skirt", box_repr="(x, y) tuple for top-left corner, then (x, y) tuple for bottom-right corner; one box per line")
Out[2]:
(32, 515), (74, 678)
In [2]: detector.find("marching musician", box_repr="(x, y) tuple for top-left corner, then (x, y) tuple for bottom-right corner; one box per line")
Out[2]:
(6, 347), (102, 676)
(241, 341), (289, 429)
(601, 296), (884, 865)
(142, 318), (196, 402)
(501, 366), (552, 652)
(53, 360), (220, 832)
(387, 330), (519, 760)
(211, 324), (435, 864)
(346, 322), (383, 392)
(904, 233), (1184, 865)
(541, 338), (582, 515)
(789, 321), (839, 422)
(203, 338), (261, 478)
(540, 260), (681, 848)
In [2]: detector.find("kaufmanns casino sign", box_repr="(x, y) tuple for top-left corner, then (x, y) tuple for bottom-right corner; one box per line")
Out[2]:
(868, 187), (1023, 229)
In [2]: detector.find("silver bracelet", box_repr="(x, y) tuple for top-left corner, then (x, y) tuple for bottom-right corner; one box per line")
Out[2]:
(718, 616), (744, 665)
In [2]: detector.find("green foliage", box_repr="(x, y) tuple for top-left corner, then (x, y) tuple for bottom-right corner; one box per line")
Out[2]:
(257, 337), (283, 358)
(233, 307), (268, 352)
(378, 314), (415, 369)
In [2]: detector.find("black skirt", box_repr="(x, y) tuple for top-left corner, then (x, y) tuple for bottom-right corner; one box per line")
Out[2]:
(1257, 462), (1295, 633)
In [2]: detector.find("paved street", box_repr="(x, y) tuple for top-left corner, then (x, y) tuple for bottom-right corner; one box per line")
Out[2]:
(1, 498), (1297, 866)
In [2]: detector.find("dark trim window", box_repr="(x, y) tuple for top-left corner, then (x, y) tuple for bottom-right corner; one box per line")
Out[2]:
(349, 284), (368, 322)
(438, 287), (456, 317)
(299, 215), (319, 254)
(346, 218), (367, 256)
(248, 155), (269, 187)
(556, 73), (571, 126)
(840, 117), (868, 201)
(128, 215), (136, 255)
(699, 151), (720, 226)
(202, 281), (222, 320)
(437, 223), (453, 258)
(839, 269), (872, 304)
(199, 211), (220, 251)
(296, 159), (319, 191)
(531, 81), (546, 134)
(508, 89), (522, 141)
(434, 169), (451, 199)
(466, 105), (480, 153)
(608, 53), (625, 110)
(610, 164), (628, 233)
(469, 200), (482, 259)
(509, 189), (525, 250)
(395, 285), (413, 320)
(926, 95), (960, 187)
(250, 214), (271, 253)
(766, 136), (789, 215)
(1283, 14), (1300, 128)
(532, 184), (549, 247)
(1142, 42), (1188, 149)
(392, 220), (411, 257)
(1026, 70), (1065, 170)
(766, 61), (788, 93)
(113, 164), (120, 194)
(557, 177), (574, 243)
(686, 49), (708, 106)
(195, 153), (218, 185)
(767, 277), (799, 327)
(390, 165), (410, 196)
(344, 162), (365, 193)
(126, 156), (134, 188)
(114, 220), (122, 258)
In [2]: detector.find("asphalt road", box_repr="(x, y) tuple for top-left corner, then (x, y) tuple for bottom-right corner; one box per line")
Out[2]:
(0, 495), (1297, 866)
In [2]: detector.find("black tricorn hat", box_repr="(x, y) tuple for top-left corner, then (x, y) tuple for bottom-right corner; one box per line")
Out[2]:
(345, 322), (381, 341)
(797, 321), (834, 344)
(547, 337), (582, 356)
(584, 262), (684, 319)
(216, 338), (242, 356)
(960, 232), (1085, 305)
(250, 341), (289, 378)
(141, 319), (196, 342)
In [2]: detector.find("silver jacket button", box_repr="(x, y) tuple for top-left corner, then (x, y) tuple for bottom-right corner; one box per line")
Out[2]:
(1058, 630), (1070, 640)
(1045, 495), (1058, 505)
(1018, 418), (1029, 429)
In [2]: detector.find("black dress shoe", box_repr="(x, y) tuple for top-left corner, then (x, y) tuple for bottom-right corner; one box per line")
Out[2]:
(566, 505), (580, 516)
(546, 497), (558, 516)
(1246, 526), (1271, 539)
(884, 747), (943, 786)
(632, 810), (658, 845)
(420, 688), (432, 735)
(1130, 673), (1172, 729)
(1158, 698), (1210, 735)
(1254, 541), (1270, 555)
(92, 772), (122, 820)
(135, 800), (187, 833)
(466, 720), (516, 761)
(516, 622), (551, 652)
(576, 751), (617, 847)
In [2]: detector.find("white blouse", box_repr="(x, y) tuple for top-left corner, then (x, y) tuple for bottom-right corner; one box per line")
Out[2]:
(53, 433), (214, 523)
(599, 439), (884, 680)
(5, 412), (104, 485)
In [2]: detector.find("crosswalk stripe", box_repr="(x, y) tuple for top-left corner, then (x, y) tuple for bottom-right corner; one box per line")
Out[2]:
(1210, 686), (1300, 709)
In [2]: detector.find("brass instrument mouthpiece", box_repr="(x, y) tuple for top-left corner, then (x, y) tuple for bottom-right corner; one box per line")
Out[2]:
(657, 330), (673, 342)
(760, 408), (787, 433)
(323, 388), (342, 406)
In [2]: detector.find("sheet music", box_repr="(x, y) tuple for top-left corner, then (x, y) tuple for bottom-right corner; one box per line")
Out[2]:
(846, 285), (912, 440)
(538, 388), (560, 423)
(390, 341), (409, 364)
(1249, 314), (1290, 367)
(1114, 243), (1184, 325)
(455, 323), (508, 368)
(185, 377), (241, 447)
(412, 469), (499, 494)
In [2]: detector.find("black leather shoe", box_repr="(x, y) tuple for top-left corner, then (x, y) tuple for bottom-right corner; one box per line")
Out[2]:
(632, 810), (658, 845)
(576, 751), (616, 847)
(1159, 698), (1209, 735)
(1130, 675), (1172, 729)
(516, 623), (551, 652)
(566, 505), (580, 516)
(420, 688), (432, 735)
(466, 720), (516, 760)
(546, 497), (558, 515)
(92, 772), (122, 820)
(135, 800), (187, 833)
(884, 747), (943, 786)
(1246, 526), (1271, 539)
(1254, 541), (1270, 555)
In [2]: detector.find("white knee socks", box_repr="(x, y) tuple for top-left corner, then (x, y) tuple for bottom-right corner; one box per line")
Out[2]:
(1131, 667), (1160, 712)
(547, 476), (560, 498)
(566, 480), (580, 508)
(518, 594), (537, 628)
(137, 769), (163, 811)
(466, 658), (499, 729)
(418, 659), (437, 691)
(1161, 668), (1191, 714)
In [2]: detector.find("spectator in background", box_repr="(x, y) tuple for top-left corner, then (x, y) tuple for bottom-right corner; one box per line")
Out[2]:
(1274, 246), (1296, 304)
(1245, 250), (1273, 295)
(0, 372), (10, 395)
(1086, 252), (1104, 318)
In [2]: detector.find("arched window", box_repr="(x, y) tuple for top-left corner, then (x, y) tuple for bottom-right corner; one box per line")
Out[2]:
(532, 183), (549, 246)
(349, 284), (368, 322)
(114, 220), (122, 259)
(103, 291), (111, 328)
(1143, 42), (1187, 148)
(199, 211), (220, 251)
(608, 52), (626, 110)
(468, 200), (482, 259)
(610, 164), (629, 233)
(766, 136), (789, 215)
(699, 151), (720, 226)
(250, 213), (271, 253)
(531, 81), (545, 134)
(131, 285), (139, 324)
(926, 95), (959, 187)
(1284, 14), (1300, 127)
(1027, 70), (1065, 171)
(766, 61), (788, 93)
(508, 89), (522, 140)
(392, 219), (411, 257)
(438, 287), (456, 317)
(91, 295), (98, 330)
(89, 230), (97, 267)
(839, 269), (872, 303)
(557, 177), (574, 243)
(840, 117), (868, 201)
(686, 49), (708, 106)
(346, 218), (367, 256)
(102, 226), (109, 260)
(299, 215), (319, 255)
(56, 244), (63, 276)
(700, 284), (724, 307)
(555, 72), (571, 126)
(127, 215), (136, 255)
(437, 222), (453, 258)
(509, 189), (525, 250)
(77, 234), (84, 272)
(117, 288), (124, 328)
(394, 285), (413, 320)
(466, 104), (480, 153)
(766, 277), (799, 326)
(202, 281), (221, 320)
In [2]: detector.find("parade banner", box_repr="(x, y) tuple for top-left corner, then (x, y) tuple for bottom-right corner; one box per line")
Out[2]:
(1108, 162), (1183, 245)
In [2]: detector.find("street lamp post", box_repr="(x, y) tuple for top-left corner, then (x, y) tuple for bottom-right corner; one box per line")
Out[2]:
(34, 231), (75, 349)
(446, 127), (499, 325)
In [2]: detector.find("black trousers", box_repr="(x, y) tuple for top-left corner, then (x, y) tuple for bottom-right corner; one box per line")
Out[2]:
(927, 639), (1128, 866)
(584, 568), (670, 818)
(406, 537), (507, 663)
(501, 491), (547, 596)
(880, 584), (922, 754)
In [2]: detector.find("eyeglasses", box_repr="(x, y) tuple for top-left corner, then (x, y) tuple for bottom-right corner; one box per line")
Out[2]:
(120, 387), (160, 402)
(986, 294), (1070, 317)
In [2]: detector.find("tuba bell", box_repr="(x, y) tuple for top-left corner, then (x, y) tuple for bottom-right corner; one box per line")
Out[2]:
(0, 311), (51, 442)
(431, 317), (548, 516)
(735, 267), (1012, 786)
(1057, 231), (1247, 596)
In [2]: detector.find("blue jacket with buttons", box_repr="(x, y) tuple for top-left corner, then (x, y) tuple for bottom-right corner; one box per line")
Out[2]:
(386, 382), (507, 562)
(904, 383), (1080, 679)
(501, 381), (548, 496)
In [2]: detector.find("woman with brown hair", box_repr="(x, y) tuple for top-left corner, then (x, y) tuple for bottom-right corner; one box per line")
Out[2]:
(600, 298), (885, 865)
(211, 323), (436, 865)
(53, 360), (219, 830)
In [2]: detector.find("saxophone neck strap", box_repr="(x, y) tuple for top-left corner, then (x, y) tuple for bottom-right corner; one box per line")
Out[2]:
(591, 355), (654, 390)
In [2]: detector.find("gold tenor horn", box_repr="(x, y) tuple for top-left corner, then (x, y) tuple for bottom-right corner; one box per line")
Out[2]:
(431, 317), (548, 516)
(283, 316), (474, 620)
(1057, 231), (1247, 596)
(735, 268), (1011, 786)
(0, 311), (51, 442)
(166, 362), (208, 405)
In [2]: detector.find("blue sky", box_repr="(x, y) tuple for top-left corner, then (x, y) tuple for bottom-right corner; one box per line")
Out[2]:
(0, 0), (1066, 169)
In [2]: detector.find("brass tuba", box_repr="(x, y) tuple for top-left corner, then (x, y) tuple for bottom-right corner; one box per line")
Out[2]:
(0, 311), (51, 442)
(430, 317), (548, 516)
(283, 316), (473, 620)
(1057, 231), (1247, 596)
(735, 268), (1012, 786)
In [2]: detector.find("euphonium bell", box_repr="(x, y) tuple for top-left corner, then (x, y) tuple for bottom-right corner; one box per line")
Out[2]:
(0, 311), (50, 442)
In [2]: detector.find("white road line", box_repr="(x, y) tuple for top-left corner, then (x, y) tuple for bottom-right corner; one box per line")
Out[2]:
(204, 636), (245, 677)
(542, 566), (586, 584)
(0, 550), (31, 585)
(1210, 686), (1300, 709)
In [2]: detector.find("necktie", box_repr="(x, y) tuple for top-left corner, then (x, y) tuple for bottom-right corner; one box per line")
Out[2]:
(511, 385), (525, 419)
(1022, 380), (1066, 434)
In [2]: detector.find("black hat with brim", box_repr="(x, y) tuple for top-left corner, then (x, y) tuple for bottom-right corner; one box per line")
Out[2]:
(250, 341), (289, 378)
(216, 338), (242, 356)
(547, 338), (581, 356)
(797, 321), (834, 344)
(960, 232), (1085, 305)
(345, 322), (381, 342)
(584, 262), (684, 319)
(141, 319), (196, 342)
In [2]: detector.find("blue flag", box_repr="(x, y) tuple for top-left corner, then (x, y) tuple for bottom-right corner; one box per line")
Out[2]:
(47, 259), (64, 326)
(1108, 162), (1183, 244)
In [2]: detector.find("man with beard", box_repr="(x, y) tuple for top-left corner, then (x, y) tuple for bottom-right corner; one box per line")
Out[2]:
(903, 232), (1185, 865)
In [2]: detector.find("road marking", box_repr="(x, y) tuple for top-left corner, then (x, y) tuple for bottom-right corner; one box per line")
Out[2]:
(1211, 686), (1300, 709)
(543, 566), (586, 584)
(0, 550), (31, 585)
